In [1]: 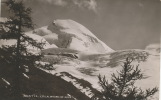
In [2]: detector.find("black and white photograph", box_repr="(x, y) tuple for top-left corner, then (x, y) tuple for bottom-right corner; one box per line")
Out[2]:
(0, 0), (160, 100)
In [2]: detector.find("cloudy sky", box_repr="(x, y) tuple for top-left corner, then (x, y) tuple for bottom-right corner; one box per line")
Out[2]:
(1, 0), (160, 50)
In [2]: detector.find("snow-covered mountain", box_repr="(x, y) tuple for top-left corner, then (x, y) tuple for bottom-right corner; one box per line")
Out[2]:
(0, 18), (159, 100)
(1, 19), (113, 53)
(28, 19), (113, 53)
(145, 44), (160, 55)
(31, 19), (159, 100)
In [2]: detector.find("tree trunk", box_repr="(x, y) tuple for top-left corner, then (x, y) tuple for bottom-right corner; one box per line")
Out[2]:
(12, 11), (22, 100)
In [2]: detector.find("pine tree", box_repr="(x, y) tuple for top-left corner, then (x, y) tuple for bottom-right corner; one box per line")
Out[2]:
(98, 58), (158, 100)
(0, 0), (44, 99)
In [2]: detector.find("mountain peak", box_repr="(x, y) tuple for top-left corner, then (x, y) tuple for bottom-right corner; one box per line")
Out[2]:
(30, 19), (114, 53)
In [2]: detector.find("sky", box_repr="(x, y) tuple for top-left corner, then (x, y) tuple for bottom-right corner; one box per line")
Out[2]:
(1, 0), (160, 50)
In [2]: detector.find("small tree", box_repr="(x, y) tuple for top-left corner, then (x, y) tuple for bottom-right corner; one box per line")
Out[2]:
(0, 0), (44, 100)
(98, 58), (158, 100)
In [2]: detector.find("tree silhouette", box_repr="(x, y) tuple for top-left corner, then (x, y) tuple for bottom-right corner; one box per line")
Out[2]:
(0, 0), (44, 99)
(98, 58), (158, 100)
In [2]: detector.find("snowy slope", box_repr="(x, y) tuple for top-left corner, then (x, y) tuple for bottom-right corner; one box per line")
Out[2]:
(0, 33), (55, 50)
(0, 18), (56, 50)
(30, 19), (113, 53)
(39, 49), (160, 100)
